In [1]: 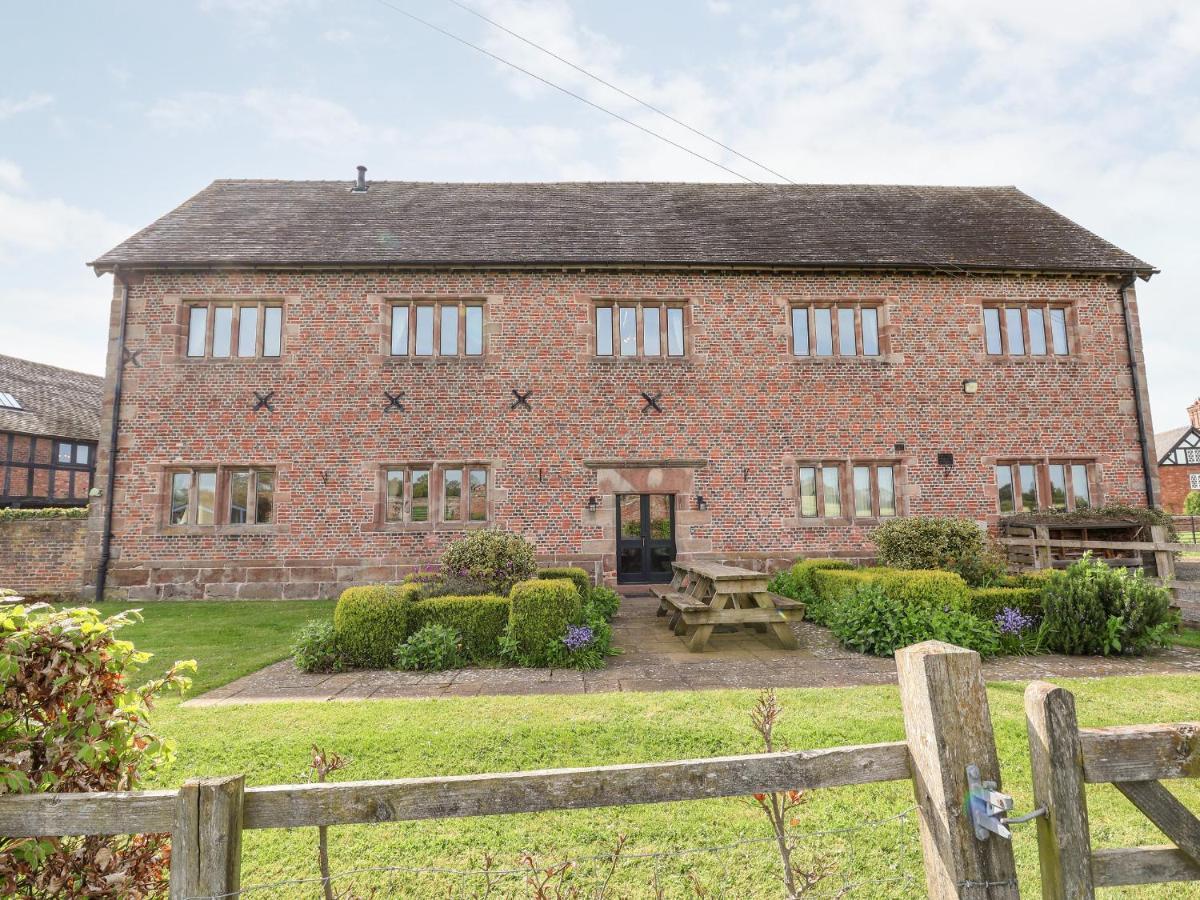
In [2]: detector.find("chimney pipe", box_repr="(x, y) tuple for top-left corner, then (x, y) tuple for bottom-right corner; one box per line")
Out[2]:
(352, 165), (368, 192)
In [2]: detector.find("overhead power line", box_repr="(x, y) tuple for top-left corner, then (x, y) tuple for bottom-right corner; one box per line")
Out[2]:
(440, 0), (795, 184)
(369, 0), (760, 183)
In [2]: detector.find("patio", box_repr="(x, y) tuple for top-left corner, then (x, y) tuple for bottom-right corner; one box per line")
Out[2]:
(185, 592), (1200, 706)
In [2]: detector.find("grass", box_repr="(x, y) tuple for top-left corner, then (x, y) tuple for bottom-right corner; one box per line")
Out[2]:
(1173, 627), (1200, 649)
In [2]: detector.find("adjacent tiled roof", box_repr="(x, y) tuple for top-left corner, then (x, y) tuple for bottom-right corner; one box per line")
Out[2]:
(90, 181), (1154, 274)
(0, 355), (104, 442)
(1156, 425), (1195, 462)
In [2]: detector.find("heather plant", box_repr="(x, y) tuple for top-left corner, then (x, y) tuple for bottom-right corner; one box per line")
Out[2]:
(0, 602), (194, 898)
(872, 516), (1006, 586)
(442, 529), (537, 594)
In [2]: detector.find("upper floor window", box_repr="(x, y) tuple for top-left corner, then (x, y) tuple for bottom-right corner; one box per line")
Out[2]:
(982, 304), (1070, 357)
(595, 301), (685, 358)
(186, 302), (282, 359)
(390, 300), (484, 357)
(798, 460), (899, 520)
(791, 304), (880, 358)
(167, 465), (276, 527)
(995, 459), (1093, 514)
(55, 441), (91, 467)
(384, 463), (488, 525)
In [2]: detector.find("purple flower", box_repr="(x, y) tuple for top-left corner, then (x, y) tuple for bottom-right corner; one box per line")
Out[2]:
(995, 607), (1035, 635)
(564, 625), (594, 651)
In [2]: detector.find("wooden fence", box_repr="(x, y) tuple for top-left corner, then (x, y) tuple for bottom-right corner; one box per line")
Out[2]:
(999, 523), (1184, 583)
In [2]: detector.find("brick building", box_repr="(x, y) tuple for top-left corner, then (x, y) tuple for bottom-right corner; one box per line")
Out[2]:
(1155, 398), (1200, 514)
(0, 354), (101, 508)
(83, 179), (1160, 599)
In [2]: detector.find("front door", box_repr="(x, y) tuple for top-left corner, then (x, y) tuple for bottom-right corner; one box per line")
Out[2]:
(616, 494), (676, 584)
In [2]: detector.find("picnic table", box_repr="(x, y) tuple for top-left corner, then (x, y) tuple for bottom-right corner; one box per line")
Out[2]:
(650, 561), (805, 652)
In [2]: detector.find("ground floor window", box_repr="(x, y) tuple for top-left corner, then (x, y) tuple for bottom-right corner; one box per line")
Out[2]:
(166, 466), (276, 527)
(995, 460), (1093, 514)
(798, 460), (899, 520)
(383, 463), (488, 525)
(228, 468), (275, 525)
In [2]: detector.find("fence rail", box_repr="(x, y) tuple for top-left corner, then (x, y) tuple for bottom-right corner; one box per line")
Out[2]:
(999, 523), (1183, 583)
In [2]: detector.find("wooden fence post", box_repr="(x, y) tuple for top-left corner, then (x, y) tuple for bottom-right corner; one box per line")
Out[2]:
(1025, 681), (1093, 899)
(1150, 525), (1175, 582)
(169, 776), (245, 900)
(1034, 525), (1052, 570)
(896, 641), (1019, 899)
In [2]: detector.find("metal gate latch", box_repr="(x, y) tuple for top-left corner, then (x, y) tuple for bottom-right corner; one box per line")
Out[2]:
(966, 764), (1045, 841)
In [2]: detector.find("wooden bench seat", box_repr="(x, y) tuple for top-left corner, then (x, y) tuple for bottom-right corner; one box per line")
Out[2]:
(766, 593), (805, 610)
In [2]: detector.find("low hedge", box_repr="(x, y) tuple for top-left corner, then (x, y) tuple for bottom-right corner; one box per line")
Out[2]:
(508, 578), (582, 657)
(410, 594), (509, 660)
(333, 584), (421, 668)
(809, 568), (888, 622)
(808, 567), (970, 625)
(0, 506), (89, 521)
(967, 586), (1042, 621)
(537, 567), (592, 601)
(769, 559), (854, 605)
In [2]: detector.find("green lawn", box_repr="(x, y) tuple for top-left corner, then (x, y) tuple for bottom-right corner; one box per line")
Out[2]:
(1174, 627), (1200, 649)
(92, 601), (1200, 898)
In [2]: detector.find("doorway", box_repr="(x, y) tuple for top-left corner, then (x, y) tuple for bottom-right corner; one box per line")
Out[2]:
(616, 493), (676, 584)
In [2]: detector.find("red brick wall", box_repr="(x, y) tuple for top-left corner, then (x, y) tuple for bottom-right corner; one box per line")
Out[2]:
(1159, 464), (1200, 514)
(85, 269), (1157, 599)
(0, 518), (87, 596)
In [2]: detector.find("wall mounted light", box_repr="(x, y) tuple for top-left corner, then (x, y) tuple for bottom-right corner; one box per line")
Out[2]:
(695, 495), (708, 511)
(586, 495), (599, 513)
(937, 452), (955, 468)
(962, 379), (979, 394)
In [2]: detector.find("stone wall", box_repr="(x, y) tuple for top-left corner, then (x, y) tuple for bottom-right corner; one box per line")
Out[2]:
(0, 518), (87, 596)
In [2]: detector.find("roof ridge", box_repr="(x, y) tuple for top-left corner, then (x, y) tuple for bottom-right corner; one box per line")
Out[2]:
(206, 179), (1022, 189)
(0, 353), (105, 383)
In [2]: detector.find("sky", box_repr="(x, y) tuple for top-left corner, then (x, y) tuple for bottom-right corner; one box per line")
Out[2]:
(1, 0), (1197, 429)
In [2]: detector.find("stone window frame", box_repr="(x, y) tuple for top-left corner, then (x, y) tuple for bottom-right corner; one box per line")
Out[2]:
(788, 302), (888, 361)
(793, 458), (905, 525)
(590, 299), (691, 360)
(176, 298), (288, 362)
(381, 296), (491, 362)
(160, 463), (280, 534)
(978, 301), (1077, 361)
(991, 457), (1099, 515)
(374, 461), (493, 531)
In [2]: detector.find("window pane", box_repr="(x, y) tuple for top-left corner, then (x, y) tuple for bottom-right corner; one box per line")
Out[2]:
(814, 308), (833, 356)
(666, 307), (685, 356)
(196, 471), (217, 525)
(411, 469), (430, 521)
(1048, 464), (1067, 510)
(798, 467), (817, 517)
(1028, 307), (1047, 355)
(877, 466), (896, 517)
(468, 468), (487, 521)
(596, 306), (613, 356)
(229, 470), (250, 524)
(170, 472), (192, 524)
(391, 306), (409, 356)
(995, 465), (1014, 514)
(619, 306), (637, 356)
(443, 468), (463, 521)
(212, 307), (233, 358)
(415, 306), (434, 356)
(465, 305), (483, 356)
(187, 306), (207, 357)
(643, 306), (660, 356)
(1018, 463), (1038, 512)
(838, 307), (857, 356)
(861, 307), (879, 356)
(57, 443), (72, 464)
(822, 466), (842, 518)
(441, 304), (459, 355)
(1050, 307), (1069, 354)
(983, 308), (1002, 355)
(385, 469), (404, 522)
(1005, 308), (1025, 355)
(75, 444), (89, 465)
(238, 305), (258, 357)
(263, 306), (282, 357)
(255, 470), (274, 524)
(853, 465), (872, 517)
(1071, 464), (1091, 509)
(791, 307), (809, 356)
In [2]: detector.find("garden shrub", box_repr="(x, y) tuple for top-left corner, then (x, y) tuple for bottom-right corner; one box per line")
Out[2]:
(1186, 491), (1200, 516)
(1040, 554), (1178, 656)
(538, 566), (592, 601)
(417, 573), (495, 599)
(442, 528), (538, 594)
(394, 624), (463, 671)
(808, 568), (888, 624)
(586, 585), (622, 622)
(827, 582), (999, 657)
(877, 569), (970, 609)
(0, 602), (193, 897)
(410, 594), (509, 660)
(967, 586), (1042, 621)
(873, 516), (1006, 586)
(333, 583), (421, 668)
(291, 619), (346, 673)
(0, 505), (89, 521)
(505, 578), (583, 665)
(769, 559), (854, 604)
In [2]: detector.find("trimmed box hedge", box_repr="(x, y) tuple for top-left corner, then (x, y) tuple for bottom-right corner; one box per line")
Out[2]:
(410, 594), (509, 660)
(333, 583), (422, 668)
(966, 586), (1042, 621)
(508, 578), (582, 657)
(808, 567), (970, 624)
(537, 567), (591, 601)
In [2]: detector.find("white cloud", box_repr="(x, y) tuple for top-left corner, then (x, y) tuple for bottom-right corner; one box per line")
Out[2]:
(0, 160), (24, 192)
(0, 93), (53, 119)
(706, 0), (732, 13)
(0, 162), (130, 259)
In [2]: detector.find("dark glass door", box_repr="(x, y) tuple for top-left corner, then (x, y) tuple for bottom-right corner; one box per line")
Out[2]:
(616, 494), (676, 584)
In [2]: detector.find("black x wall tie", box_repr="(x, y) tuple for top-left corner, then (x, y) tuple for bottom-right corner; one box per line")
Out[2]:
(511, 389), (532, 410)
(252, 391), (276, 412)
(641, 391), (663, 414)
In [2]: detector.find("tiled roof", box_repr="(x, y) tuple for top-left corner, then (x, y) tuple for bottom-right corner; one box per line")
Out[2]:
(0, 354), (104, 442)
(90, 181), (1154, 274)
(1155, 425), (1194, 462)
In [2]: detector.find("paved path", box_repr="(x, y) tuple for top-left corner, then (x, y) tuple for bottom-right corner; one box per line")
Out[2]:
(186, 594), (1200, 707)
